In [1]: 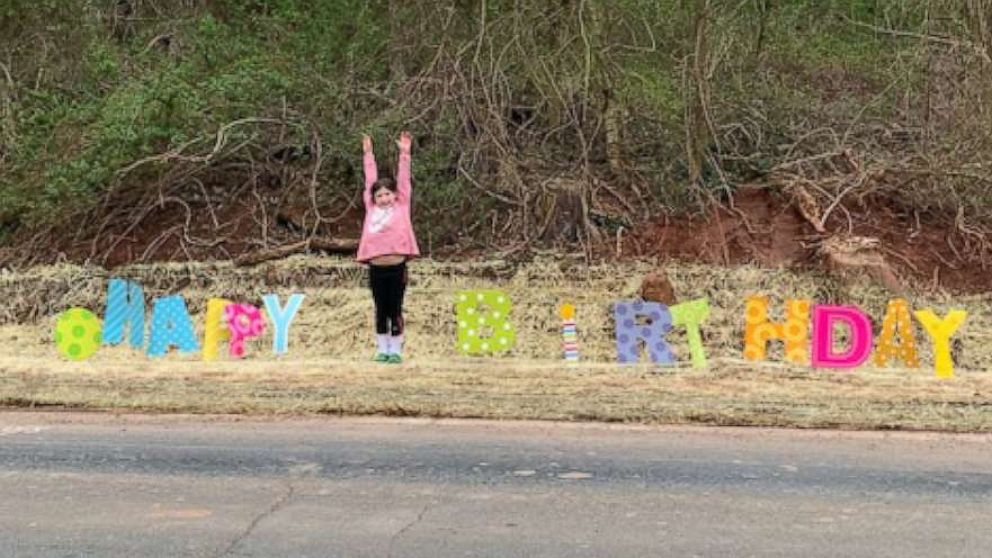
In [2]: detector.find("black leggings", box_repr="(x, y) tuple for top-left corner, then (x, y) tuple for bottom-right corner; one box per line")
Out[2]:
(369, 262), (407, 336)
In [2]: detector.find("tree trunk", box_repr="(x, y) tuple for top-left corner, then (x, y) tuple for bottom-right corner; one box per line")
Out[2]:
(684, 0), (712, 191)
(585, 0), (626, 177)
(388, 0), (407, 83)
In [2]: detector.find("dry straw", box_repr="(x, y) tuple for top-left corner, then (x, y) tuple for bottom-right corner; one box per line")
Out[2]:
(0, 256), (989, 372)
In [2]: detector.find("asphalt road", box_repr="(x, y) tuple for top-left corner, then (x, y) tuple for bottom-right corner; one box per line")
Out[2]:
(0, 412), (990, 558)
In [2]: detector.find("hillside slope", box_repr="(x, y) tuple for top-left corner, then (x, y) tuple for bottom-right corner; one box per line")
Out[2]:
(1, 1), (990, 291)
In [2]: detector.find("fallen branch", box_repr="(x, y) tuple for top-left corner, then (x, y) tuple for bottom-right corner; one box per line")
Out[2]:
(233, 238), (358, 267)
(843, 16), (992, 64)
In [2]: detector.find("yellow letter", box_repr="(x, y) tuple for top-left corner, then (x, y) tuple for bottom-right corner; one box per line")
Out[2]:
(202, 298), (231, 361)
(914, 309), (967, 379)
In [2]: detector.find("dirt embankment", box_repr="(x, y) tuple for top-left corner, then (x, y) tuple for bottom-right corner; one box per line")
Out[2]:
(2, 187), (989, 295)
(623, 188), (990, 295)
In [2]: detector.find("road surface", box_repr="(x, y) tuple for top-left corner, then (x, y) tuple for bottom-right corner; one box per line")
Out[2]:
(0, 412), (990, 557)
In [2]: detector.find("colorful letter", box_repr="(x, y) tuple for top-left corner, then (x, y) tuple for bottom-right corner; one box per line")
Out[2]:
(224, 303), (266, 358)
(670, 298), (710, 369)
(811, 304), (873, 369)
(147, 295), (200, 357)
(455, 290), (516, 354)
(54, 308), (103, 361)
(560, 303), (579, 362)
(743, 296), (810, 364)
(101, 278), (145, 349)
(873, 299), (920, 368)
(202, 298), (232, 361)
(914, 309), (968, 379)
(614, 300), (674, 364)
(263, 294), (304, 355)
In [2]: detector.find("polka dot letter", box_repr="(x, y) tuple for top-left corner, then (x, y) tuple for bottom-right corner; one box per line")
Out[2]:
(455, 290), (516, 355)
(147, 295), (201, 357)
(743, 296), (810, 365)
(223, 303), (265, 359)
(54, 308), (102, 361)
(873, 299), (919, 368)
(613, 300), (674, 364)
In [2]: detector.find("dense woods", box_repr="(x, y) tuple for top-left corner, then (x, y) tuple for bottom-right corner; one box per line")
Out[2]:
(2, 1), (992, 266)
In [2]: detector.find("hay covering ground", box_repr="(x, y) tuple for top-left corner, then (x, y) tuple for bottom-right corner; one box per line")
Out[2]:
(0, 257), (990, 430)
(2, 256), (989, 367)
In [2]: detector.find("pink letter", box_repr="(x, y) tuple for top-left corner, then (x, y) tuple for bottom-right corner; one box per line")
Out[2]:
(811, 304), (873, 368)
(224, 303), (266, 358)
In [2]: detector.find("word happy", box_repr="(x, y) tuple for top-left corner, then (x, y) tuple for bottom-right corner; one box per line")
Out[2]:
(54, 279), (304, 361)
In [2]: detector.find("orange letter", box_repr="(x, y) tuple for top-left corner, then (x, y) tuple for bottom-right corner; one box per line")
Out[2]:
(743, 296), (810, 365)
(873, 299), (920, 368)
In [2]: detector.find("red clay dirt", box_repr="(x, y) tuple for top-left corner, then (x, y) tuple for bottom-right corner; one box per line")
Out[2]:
(621, 188), (990, 295)
(2, 187), (989, 295)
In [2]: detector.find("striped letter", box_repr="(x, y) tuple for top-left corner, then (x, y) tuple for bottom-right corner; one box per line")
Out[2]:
(101, 278), (145, 349)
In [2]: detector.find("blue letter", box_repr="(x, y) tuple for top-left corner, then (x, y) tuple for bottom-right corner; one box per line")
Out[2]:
(147, 295), (200, 357)
(263, 294), (305, 355)
(102, 278), (145, 349)
(613, 300), (674, 364)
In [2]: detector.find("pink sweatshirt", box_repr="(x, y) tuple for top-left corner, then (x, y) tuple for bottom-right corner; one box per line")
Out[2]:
(356, 147), (421, 263)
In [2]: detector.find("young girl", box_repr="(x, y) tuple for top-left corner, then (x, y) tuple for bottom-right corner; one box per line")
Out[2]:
(357, 131), (420, 363)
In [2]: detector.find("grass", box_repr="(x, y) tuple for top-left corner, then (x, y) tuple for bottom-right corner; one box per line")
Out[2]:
(1, 356), (990, 431)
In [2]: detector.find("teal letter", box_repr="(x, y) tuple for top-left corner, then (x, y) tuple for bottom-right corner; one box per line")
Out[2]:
(101, 278), (145, 348)
(263, 294), (305, 354)
(147, 295), (200, 357)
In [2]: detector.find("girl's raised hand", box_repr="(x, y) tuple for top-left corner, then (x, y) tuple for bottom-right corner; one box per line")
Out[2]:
(397, 131), (412, 152)
(362, 135), (373, 154)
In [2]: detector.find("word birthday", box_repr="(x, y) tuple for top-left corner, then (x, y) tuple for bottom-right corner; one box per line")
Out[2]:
(53, 279), (969, 378)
